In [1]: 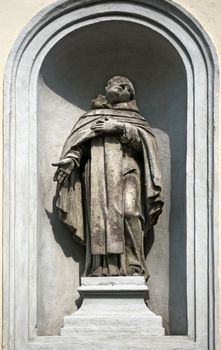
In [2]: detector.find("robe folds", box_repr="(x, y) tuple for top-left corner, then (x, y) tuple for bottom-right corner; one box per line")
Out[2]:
(56, 108), (163, 257)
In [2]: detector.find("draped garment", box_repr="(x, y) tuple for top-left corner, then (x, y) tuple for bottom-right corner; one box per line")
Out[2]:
(56, 108), (163, 258)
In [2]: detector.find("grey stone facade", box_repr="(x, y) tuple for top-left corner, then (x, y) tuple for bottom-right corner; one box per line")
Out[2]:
(3, 0), (219, 349)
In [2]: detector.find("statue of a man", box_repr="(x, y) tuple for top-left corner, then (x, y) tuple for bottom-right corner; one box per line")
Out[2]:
(52, 76), (163, 278)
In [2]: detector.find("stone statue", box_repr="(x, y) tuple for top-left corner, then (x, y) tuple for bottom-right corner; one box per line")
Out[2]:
(52, 76), (163, 278)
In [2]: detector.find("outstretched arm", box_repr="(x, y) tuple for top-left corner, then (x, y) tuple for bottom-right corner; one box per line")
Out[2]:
(52, 145), (85, 184)
(52, 158), (75, 184)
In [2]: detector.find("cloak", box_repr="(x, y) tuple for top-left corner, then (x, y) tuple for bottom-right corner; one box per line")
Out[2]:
(56, 108), (163, 254)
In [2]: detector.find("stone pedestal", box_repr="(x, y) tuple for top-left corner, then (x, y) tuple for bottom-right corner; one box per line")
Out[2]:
(61, 276), (164, 339)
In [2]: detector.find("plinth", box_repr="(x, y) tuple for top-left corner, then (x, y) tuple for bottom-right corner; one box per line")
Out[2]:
(61, 276), (164, 339)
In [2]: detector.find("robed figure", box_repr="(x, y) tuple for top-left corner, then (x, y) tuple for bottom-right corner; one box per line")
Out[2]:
(53, 76), (163, 278)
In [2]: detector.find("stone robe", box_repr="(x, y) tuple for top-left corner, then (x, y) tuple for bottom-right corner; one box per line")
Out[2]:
(56, 108), (163, 277)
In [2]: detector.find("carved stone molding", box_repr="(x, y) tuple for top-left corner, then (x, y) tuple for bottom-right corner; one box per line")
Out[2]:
(3, 0), (219, 349)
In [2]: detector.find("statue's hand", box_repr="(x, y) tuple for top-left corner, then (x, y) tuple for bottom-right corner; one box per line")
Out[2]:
(91, 117), (124, 134)
(52, 158), (75, 184)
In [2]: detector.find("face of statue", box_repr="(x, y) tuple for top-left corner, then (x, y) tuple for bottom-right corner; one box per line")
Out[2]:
(105, 79), (132, 104)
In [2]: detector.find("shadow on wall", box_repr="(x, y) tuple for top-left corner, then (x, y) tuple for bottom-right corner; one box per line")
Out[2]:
(38, 20), (187, 335)
(45, 194), (85, 309)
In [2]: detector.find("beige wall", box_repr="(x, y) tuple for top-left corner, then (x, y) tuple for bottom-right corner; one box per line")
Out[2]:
(0, 0), (220, 348)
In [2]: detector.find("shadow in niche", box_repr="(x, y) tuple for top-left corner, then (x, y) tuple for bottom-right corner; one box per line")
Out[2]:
(45, 192), (85, 281)
(144, 227), (155, 304)
(168, 159), (187, 335)
(45, 192), (85, 309)
(144, 228), (155, 257)
(39, 20), (187, 335)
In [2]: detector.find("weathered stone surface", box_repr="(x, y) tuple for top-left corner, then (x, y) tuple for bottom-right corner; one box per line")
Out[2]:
(53, 76), (164, 280)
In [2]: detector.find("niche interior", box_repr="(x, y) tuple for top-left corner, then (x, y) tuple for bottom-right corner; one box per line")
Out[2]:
(37, 20), (187, 336)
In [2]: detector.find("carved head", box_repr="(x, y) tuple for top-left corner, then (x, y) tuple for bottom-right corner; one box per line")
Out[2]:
(105, 76), (135, 104)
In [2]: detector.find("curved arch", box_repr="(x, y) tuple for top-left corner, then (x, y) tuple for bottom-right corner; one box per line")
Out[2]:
(5, 0), (218, 74)
(37, 18), (187, 336)
(4, 1), (219, 349)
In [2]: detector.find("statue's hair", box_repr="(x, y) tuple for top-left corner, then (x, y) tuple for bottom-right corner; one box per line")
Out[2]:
(106, 76), (135, 99)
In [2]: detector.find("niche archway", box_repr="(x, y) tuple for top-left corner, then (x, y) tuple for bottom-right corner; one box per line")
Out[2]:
(4, 1), (218, 349)
(38, 20), (187, 336)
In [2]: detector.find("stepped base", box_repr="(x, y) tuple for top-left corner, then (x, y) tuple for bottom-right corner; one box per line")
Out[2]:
(61, 276), (164, 338)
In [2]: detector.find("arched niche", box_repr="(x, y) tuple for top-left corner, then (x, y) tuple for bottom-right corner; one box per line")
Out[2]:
(3, 1), (219, 349)
(38, 20), (187, 336)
